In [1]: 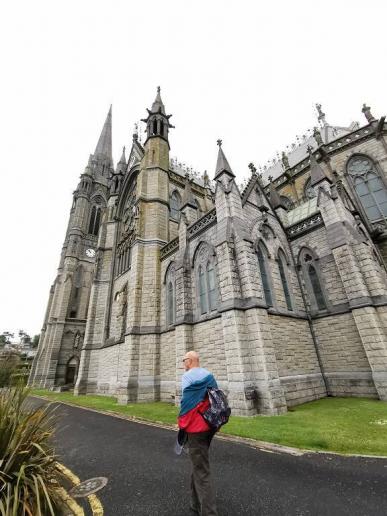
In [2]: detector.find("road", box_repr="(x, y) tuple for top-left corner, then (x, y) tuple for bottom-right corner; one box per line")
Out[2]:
(29, 397), (387, 516)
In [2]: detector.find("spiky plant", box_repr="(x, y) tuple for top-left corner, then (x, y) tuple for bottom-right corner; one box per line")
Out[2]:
(0, 384), (61, 515)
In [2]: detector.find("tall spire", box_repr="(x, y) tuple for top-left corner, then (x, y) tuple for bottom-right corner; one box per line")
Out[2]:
(94, 105), (112, 162)
(214, 139), (235, 179)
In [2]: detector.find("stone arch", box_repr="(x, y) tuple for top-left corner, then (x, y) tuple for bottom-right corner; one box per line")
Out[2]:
(65, 356), (79, 385)
(163, 260), (176, 284)
(191, 240), (217, 268)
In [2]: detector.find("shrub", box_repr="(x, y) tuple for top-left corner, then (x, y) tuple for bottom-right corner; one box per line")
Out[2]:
(0, 385), (62, 515)
(0, 357), (18, 388)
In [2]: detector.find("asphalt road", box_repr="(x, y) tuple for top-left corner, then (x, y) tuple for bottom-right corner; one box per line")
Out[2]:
(29, 397), (387, 516)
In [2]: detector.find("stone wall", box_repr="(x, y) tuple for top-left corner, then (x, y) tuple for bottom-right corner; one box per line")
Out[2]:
(192, 316), (228, 384)
(269, 314), (326, 405)
(313, 313), (377, 397)
(160, 329), (176, 401)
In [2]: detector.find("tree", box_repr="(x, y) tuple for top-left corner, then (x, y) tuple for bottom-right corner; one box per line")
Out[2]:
(0, 332), (14, 348)
(32, 334), (40, 348)
(18, 330), (31, 346)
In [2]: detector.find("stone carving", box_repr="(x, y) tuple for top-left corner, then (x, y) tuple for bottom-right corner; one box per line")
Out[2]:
(313, 127), (323, 146)
(187, 208), (217, 240)
(160, 237), (179, 261)
(362, 103), (376, 123)
(281, 152), (290, 170)
(115, 284), (128, 338)
(74, 332), (83, 350)
(287, 214), (323, 238)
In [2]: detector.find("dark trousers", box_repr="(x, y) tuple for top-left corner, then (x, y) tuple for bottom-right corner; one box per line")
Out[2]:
(187, 431), (218, 516)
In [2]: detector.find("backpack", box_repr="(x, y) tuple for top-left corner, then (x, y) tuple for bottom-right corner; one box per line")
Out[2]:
(201, 387), (231, 430)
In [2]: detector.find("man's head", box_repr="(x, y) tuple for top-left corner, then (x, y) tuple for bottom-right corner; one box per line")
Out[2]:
(182, 350), (200, 371)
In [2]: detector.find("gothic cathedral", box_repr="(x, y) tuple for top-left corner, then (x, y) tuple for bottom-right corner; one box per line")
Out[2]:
(30, 90), (387, 415)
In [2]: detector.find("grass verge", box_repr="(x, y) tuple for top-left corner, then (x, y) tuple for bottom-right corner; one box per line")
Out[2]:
(31, 390), (387, 456)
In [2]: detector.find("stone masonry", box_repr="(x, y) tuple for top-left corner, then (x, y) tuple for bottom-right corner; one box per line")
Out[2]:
(30, 94), (387, 415)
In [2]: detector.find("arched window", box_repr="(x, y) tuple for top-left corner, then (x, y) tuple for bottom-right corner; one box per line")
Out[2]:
(88, 206), (102, 235)
(308, 264), (326, 310)
(170, 191), (181, 220)
(195, 244), (219, 317)
(347, 155), (387, 222)
(152, 119), (157, 135)
(207, 262), (217, 311)
(299, 249), (327, 312)
(165, 264), (176, 326)
(159, 120), (164, 137)
(167, 281), (175, 326)
(278, 251), (292, 311)
(257, 244), (273, 307)
(198, 265), (208, 314)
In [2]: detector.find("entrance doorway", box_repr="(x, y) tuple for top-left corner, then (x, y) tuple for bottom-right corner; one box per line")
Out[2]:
(65, 357), (78, 385)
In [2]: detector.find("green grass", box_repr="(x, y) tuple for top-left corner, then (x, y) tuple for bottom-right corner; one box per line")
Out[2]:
(31, 390), (387, 456)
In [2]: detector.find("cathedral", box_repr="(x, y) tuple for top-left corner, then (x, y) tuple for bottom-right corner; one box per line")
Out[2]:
(30, 89), (387, 415)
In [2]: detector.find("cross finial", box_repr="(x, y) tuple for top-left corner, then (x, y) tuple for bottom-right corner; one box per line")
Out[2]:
(217, 139), (222, 147)
(268, 175), (273, 183)
(307, 144), (313, 154)
(248, 162), (257, 174)
(157, 86), (160, 93)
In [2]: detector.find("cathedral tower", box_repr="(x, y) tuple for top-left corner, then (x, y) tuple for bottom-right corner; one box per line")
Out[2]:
(30, 107), (112, 387)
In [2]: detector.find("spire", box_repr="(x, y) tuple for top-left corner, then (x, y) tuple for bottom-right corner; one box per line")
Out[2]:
(115, 146), (126, 175)
(94, 105), (112, 161)
(151, 86), (166, 115)
(214, 140), (235, 179)
(308, 145), (331, 187)
(141, 87), (174, 144)
(119, 146), (126, 165)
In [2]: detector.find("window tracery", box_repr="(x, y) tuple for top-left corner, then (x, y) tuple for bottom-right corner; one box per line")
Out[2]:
(194, 243), (219, 316)
(170, 191), (181, 220)
(347, 155), (387, 222)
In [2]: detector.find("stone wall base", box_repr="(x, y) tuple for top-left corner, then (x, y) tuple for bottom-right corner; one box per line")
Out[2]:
(280, 373), (326, 407)
(325, 372), (378, 398)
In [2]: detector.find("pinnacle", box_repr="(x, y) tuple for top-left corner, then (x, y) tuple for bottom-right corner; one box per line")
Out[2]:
(151, 86), (166, 114)
(214, 141), (235, 179)
(94, 105), (113, 162)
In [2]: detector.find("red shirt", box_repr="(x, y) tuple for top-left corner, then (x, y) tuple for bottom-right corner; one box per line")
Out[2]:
(178, 398), (211, 433)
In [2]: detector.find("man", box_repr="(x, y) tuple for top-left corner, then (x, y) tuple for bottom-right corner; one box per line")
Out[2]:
(178, 351), (218, 516)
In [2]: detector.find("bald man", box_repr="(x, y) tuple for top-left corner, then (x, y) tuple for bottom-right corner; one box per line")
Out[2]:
(178, 351), (218, 516)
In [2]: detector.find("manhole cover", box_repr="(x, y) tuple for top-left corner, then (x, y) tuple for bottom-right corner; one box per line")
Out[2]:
(69, 477), (108, 498)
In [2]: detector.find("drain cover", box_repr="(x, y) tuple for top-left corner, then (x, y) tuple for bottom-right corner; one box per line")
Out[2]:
(69, 477), (108, 498)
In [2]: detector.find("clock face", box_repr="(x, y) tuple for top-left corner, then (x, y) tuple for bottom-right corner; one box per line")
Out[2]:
(85, 248), (96, 258)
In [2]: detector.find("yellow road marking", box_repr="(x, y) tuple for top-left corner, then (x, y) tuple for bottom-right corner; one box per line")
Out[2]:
(56, 462), (104, 515)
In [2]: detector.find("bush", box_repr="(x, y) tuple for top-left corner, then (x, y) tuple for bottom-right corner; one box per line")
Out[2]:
(0, 357), (19, 388)
(0, 385), (62, 515)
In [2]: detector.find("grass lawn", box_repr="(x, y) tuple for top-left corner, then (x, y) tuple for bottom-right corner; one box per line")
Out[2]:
(31, 390), (387, 456)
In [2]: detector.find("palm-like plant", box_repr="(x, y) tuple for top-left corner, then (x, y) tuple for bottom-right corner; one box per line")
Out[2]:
(0, 385), (61, 515)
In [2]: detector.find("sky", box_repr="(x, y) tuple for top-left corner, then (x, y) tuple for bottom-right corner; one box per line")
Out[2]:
(1, 0), (386, 338)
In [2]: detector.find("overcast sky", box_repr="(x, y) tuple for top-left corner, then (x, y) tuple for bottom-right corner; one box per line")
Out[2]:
(1, 0), (386, 339)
